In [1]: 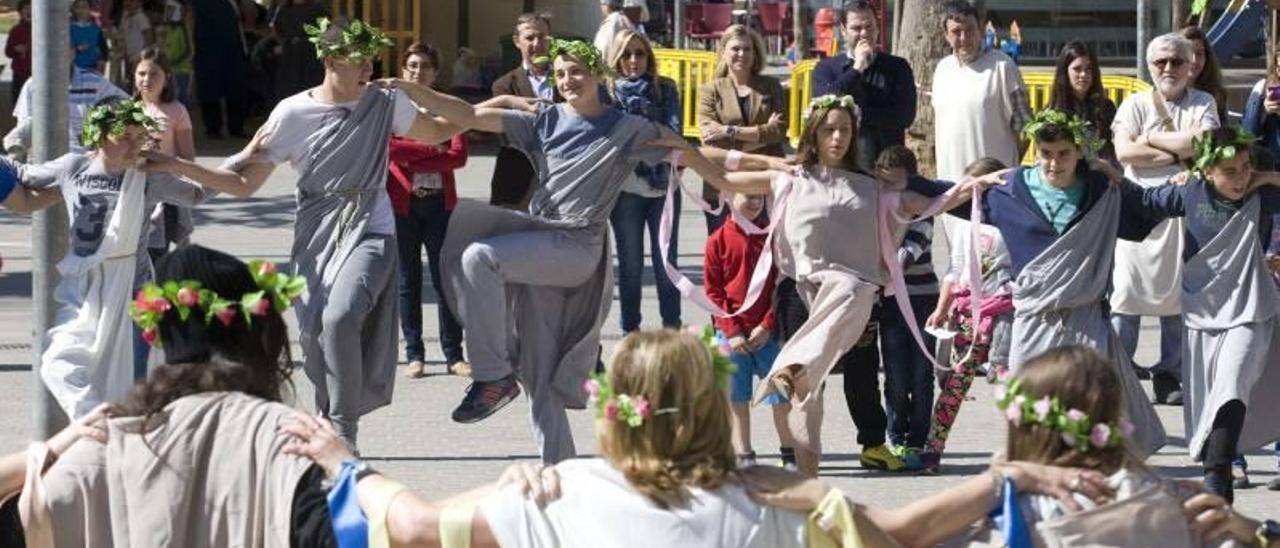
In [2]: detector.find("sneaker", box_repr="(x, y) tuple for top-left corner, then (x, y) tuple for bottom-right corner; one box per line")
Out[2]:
(1153, 372), (1184, 406)
(1232, 464), (1251, 489)
(896, 447), (924, 471)
(1268, 476), (1280, 491)
(1131, 363), (1152, 380)
(737, 451), (758, 467)
(404, 360), (426, 379)
(860, 444), (906, 472)
(919, 452), (941, 475)
(451, 375), (521, 424)
(448, 361), (472, 378)
(779, 447), (798, 471)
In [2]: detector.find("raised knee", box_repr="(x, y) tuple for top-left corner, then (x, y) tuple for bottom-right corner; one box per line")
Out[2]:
(460, 242), (498, 274)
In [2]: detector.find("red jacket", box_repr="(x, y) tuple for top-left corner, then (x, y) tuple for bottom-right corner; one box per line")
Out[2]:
(5, 20), (31, 79)
(704, 217), (777, 338)
(386, 134), (467, 215)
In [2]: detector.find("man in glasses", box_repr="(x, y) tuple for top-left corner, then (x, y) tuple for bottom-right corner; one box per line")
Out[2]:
(1112, 32), (1220, 406)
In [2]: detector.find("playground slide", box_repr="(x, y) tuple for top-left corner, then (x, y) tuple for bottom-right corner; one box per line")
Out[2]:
(1206, 0), (1267, 61)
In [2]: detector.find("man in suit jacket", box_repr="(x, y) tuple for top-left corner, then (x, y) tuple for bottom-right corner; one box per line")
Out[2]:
(489, 13), (556, 209)
(810, 1), (916, 171)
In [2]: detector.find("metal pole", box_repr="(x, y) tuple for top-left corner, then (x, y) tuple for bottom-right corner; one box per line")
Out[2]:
(892, 0), (903, 52)
(674, 0), (685, 49)
(32, 0), (71, 438)
(1137, 0), (1149, 83)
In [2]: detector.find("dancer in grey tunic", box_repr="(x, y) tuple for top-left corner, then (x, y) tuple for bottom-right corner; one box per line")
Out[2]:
(946, 110), (1168, 456)
(153, 18), (451, 449)
(390, 39), (731, 463)
(1122, 127), (1280, 501)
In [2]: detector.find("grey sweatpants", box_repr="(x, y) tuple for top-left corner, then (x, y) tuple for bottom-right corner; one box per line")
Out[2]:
(307, 234), (397, 448)
(458, 229), (599, 463)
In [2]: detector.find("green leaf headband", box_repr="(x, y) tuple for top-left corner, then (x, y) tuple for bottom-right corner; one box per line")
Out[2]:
(802, 94), (861, 130)
(994, 378), (1135, 452)
(129, 260), (306, 346)
(1022, 108), (1103, 155)
(1191, 127), (1256, 176)
(304, 17), (394, 61)
(582, 325), (737, 428)
(532, 38), (611, 85)
(80, 98), (159, 149)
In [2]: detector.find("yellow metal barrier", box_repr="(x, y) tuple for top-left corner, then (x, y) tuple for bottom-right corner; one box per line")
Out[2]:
(330, 0), (421, 76)
(653, 48), (719, 138)
(655, 48), (1153, 151)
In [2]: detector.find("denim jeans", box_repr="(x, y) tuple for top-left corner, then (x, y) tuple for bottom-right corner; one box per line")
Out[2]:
(394, 194), (464, 364)
(881, 293), (938, 448)
(1111, 313), (1182, 380)
(609, 191), (681, 332)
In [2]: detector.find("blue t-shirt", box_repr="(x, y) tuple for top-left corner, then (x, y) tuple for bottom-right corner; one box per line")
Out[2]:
(70, 21), (103, 69)
(1023, 166), (1085, 234)
(0, 159), (16, 203)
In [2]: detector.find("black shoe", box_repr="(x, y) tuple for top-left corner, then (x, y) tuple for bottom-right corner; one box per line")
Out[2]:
(1153, 372), (1183, 405)
(451, 374), (521, 424)
(779, 446), (797, 470)
(1131, 363), (1152, 380)
(1204, 468), (1234, 504)
(1268, 476), (1280, 491)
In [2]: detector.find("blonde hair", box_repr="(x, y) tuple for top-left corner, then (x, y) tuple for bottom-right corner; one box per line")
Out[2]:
(606, 28), (657, 81)
(1006, 346), (1142, 475)
(598, 330), (737, 509)
(712, 25), (767, 78)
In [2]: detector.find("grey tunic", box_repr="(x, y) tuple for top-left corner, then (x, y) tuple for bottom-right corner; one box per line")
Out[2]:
(1008, 186), (1167, 456)
(1180, 196), (1280, 458)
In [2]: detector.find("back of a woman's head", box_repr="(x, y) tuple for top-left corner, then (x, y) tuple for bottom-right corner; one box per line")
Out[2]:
(1006, 346), (1136, 474)
(123, 245), (293, 419)
(599, 330), (736, 508)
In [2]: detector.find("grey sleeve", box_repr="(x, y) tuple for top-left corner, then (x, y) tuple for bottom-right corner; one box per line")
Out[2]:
(628, 120), (672, 165)
(146, 173), (215, 206)
(500, 110), (539, 158)
(19, 153), (79, 188)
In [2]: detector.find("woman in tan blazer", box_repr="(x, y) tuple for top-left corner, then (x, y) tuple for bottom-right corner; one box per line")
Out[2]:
(697, 24), (788, 232)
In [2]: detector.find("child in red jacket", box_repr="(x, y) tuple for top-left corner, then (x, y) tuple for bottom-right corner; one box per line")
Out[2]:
(704, 191), (795, 467)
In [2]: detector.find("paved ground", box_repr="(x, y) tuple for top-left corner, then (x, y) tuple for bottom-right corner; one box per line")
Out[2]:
(0, 141), (1275, 520)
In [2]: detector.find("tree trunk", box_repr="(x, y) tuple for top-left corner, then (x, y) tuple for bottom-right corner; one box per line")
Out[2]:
(894, 0), (952, 178)
(1171, 0), (1187, 29)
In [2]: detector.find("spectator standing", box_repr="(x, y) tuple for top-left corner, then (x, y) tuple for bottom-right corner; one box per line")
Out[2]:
(269, 0), (328, 101)
(1048, 41), (1118, 164)
(1111, 33), (1219, 406)
(134, 48), (195, 263)
(489, 12), (556, 209)
(5, 47), (128, 156)
(157, 0), (194, 107)
(594, 0), (634, 54)
(696, 24), (786, 233)
(605, 29), (682, 333)
(387, 43), (470, 380)
(930, 0), (1030, 181)
(810, 1), (917, 171)
(70, 0), (107, 72)
(1243, 53), (1280, 166)
(117, 0), (153, 80)
(1181, 26), (1229, 123)
(191, 0), (250, 139)
(6, 1), (32, 107)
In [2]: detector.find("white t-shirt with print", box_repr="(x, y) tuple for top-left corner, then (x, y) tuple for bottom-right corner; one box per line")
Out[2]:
(257, 88), (418, 235)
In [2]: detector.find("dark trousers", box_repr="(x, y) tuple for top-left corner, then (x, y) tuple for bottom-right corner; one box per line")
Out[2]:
(881, 293), (938, 448)
(774, 277), (887, 447)
(394, 193), (464, 364)
(200, 95), (247, 137)
(10, 72), (27, 106)
(490, 146), (535, 208)
(1203, 400), (1246, 470)
(609, 191), (682, 331)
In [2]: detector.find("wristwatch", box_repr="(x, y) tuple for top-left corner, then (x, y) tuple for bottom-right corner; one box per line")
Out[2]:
(1257, 519), (1279, 547)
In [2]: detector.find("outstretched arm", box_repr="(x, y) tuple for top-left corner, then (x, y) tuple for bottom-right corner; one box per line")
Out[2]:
(2, 185), (62, 213)
(390, 79), (510, 134)
(140, 143), (277, 199)
(901, 170), (1010, 217)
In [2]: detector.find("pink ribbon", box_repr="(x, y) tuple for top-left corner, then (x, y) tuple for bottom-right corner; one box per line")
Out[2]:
(658, 152), (790, 317)
(877, 183), (985, 372)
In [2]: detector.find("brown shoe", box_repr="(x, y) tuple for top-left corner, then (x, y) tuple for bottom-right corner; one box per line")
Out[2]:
(448, 361), (472, 378)
(405, 360), (426, 379)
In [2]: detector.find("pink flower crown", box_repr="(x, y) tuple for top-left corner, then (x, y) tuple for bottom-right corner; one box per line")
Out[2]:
(994, 378), (1135, 451)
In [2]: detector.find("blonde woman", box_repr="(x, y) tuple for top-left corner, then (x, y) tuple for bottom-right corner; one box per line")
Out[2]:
(696, 24), (787, 233)
(281, 329), (1131, 547)
(606, 29), (683, 334)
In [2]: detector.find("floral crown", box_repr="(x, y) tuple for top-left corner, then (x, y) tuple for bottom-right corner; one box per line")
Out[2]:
(80, 99), (159, 149)
(994, 378), (1135, 452)
(1022, 108), (1103, 155)
(129, 260), (306, 346)
(304, 17), (394, 61)
(802, 94), (861, 130)
(533, 38), (611, 85)
(1192, 127), (1256, 175)
(582, 326), (737, 428)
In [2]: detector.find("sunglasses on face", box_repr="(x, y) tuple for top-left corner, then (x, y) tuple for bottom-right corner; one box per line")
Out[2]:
(1151, 57), (1186, 69)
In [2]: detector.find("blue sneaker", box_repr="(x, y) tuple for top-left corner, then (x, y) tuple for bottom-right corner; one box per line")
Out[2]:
(892, 446), (925, 471)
